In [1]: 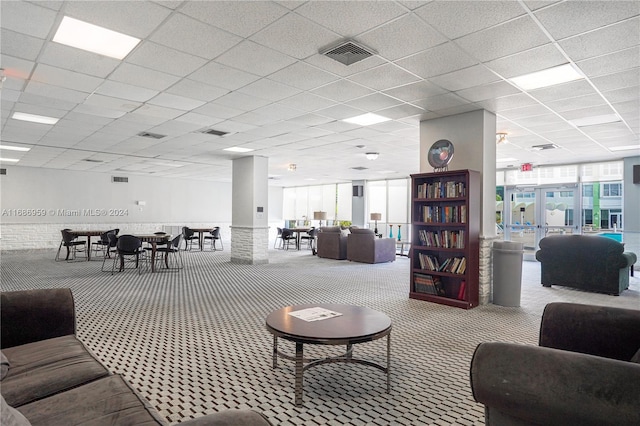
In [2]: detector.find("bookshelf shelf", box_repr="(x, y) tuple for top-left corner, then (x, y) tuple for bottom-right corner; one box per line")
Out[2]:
(409, 169), (480, 309)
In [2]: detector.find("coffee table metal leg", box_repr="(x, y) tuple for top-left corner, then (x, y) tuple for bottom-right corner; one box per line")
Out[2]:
(272, 336), (278, 369)
(295, 342), (304, 406)
(386, 333), (391, 393)
(346, 343), (353, 359)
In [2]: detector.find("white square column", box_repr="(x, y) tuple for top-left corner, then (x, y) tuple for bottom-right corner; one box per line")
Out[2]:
(231, 156), (269, 264)
(420, 110), (497, 304)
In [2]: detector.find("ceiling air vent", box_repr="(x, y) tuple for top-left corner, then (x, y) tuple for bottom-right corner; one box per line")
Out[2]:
(111, 176), (129, 183)
(322, 41), (375, 66)
(199, 128), (229, 137)
(351, 166), (368, 171)
(0, 168), (6, 175)
(137, 131), (166, 139)
(531, 143), (560, 151)
(83, 159), (103, 163)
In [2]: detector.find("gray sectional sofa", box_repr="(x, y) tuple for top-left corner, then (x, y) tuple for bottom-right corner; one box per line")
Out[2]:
(1, 288), (272, 426)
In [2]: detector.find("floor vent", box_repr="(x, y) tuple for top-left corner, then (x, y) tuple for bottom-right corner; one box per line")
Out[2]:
(199, 128), (229, 137)
(111, 176), (129, 183)
(322, 41), (375, 66)
(137, 131), (166, 139)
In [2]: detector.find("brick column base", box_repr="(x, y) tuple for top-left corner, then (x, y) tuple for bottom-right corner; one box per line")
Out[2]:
(230, 226), (269, 265)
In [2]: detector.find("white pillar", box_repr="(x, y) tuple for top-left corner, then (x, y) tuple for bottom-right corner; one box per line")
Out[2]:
(231, 156), (269, 264)
(420, 110), (497, 304)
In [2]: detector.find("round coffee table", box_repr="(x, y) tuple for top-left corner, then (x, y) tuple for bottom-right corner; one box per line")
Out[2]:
(265, 303), (392, 406)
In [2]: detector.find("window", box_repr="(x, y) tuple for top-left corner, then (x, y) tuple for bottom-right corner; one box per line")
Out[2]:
(582, 185), (593, 197)
(602, 183), (621, 197)
(583, 209), (593, 225)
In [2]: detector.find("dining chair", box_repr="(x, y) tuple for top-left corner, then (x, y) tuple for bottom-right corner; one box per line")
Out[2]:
(91, 231), (112, 260)
(274, 227), (283, 249)
(156, 234), (184, 270)
(203, 227), (223, 251)
(182, 226), (200, 251)
(281, 228), (297, 250)
(300, 227), (317, 250)
(54, 228), (72, 261)
(56, 229), (87, 262)
(101, 233), (119, 272)
(111, 235), (146, 275)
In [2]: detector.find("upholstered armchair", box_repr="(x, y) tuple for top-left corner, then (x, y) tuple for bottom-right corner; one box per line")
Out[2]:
(535, 234), (635, 295)
(346, 228), (396, 264)
(316, 226), (348, 260)
(471, 302), (640, 425)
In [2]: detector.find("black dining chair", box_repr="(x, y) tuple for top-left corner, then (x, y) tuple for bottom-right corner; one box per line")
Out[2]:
(101, 233), (119, 272)
(56, 229), (87, 262)
(203, 227), (223, 251)
(281, 228), (297, 250)
(91, 230), (112, 260)
(274, 227), (283, 249)
(182, 226), (200, 251)
(156, 234), (184, 270)
(300, 227), (317, 250)
(111, 235), (145, 275)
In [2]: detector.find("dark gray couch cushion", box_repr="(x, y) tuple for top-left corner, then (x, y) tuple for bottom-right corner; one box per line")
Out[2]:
(632, 348), (640, 363)
(1, 335), (110, 407)
(18, 375), (167, 426)
(1, 350), (9, 380)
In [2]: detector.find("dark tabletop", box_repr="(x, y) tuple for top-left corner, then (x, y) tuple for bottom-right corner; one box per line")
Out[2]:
(266, 303), (391, 344)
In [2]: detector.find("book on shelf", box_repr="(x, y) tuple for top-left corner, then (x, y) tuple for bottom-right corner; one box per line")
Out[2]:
(416, 181), (466, 199)
(420, 205), (467, 223)
(418, 229), (465, 248)
(458, 280), (466, 300)
(414, 273), (445, 296)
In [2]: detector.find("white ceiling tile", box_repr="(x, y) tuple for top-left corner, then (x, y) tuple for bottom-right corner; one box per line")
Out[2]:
(559, 17), (640, 62)
(348, 63), (420, 91)
(180, 1), (289, 38)
(395, 42), (477, 79)
(125, 42), (208, 77)
(1, 29), (45, 61)
(132, 104), (185, 120)
(559, 105), (616, 121)
(276, 93), (337, 113)
(17, 92), (77, 112)
(375, 104), (426, 120)
(345, 93), (402, 111)
(296, 1), (406, 37)
(456, 81), (521, 103)
(95, 80), (158, 103)
(545, 94), (607, 113)
(64, 0), (171, 39)
(455, 16), (550, 62)
(486, 43), (567, 79)
(286, 114), (335, 126)
(72, 104), (127, 119)
(31, 63), (103, 93)
(268, 62), (339, 91)
(188, 62), (260, 91)
(192, 103), (245, 120)
(495, 104), (551, 120)
(529, 80), (598, 103)
(82, 94), (141, 112)
(304, 52), (386, 77)
(147, 93), (206, 111)
(310, 79), (374, 102)
(603, 86), (640, 104)
(150, 13), (242, 60)
(108, 63), (181, 92)
(251, 13), (339, 60)
(429, 65), (500, 92)
(38, 42), (120, 78)
(576, 47), (640, 78)
(174, 112), (225, 128)
(383, 81), (448, 102)
(212, 92), (272, 112)
(414, 0), (526, 39)
(237, 79), (302, 102)
(165, 79), (228, 103)
(215, 41), (297, 76)
(314, 104), (366, 120)
(413, 93), (469, 112)
(534, 1), (640, 40)
(0, 1), (57, 39)
(357, 13), (448, 61)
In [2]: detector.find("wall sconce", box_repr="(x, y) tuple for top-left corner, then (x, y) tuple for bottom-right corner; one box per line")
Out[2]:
(496, 133), (509, 145)
(314, 211), (327, 227)
(365, 152), (379, 160)
(370, 212), (381, 236)
(288, 163), (296, 171)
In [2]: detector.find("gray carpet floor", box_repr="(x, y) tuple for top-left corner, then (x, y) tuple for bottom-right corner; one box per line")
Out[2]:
(1, 247), (638, 425)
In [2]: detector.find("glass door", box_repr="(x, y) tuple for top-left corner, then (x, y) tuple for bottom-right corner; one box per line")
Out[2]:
(504, 185), (580, 259)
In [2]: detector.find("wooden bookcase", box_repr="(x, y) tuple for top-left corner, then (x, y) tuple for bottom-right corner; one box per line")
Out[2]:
(409, 169), (480, 309)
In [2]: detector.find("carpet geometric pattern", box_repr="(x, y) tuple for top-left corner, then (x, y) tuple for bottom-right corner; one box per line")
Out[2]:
(1, 248), (638, 425)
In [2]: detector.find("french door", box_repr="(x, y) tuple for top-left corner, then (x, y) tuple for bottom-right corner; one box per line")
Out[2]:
(503, 185), (580, 259)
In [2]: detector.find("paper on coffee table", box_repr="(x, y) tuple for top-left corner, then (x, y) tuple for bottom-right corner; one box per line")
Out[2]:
(288, 307), (342, 322)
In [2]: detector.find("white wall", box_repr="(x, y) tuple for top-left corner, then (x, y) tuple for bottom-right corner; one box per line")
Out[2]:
(0, 166), (285, 250)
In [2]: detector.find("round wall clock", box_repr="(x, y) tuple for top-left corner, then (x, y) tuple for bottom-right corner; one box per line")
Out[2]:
(428, 139), (454, 171)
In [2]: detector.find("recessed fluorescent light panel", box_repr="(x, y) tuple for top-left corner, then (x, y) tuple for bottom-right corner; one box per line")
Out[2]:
(53, 16), (140, 60)
(0, 158), (20, 163)
(609, 145), (640, 152)
(569, 114), (621, 127)
(12, 112), (59, 125)
(509, 64), (584, 91)
(223, 147), (254, 153)
(0, 145), (30, 152)
(497, 157), (519, 162)
(343, 113), (391, 126)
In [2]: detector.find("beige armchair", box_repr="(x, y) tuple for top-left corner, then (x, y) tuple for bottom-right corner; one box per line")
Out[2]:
(347, 228), (396, 264)
(316, 227), (347, 260)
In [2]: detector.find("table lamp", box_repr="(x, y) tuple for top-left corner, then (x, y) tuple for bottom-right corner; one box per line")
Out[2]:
(314, 211), (327, 227)
(370, 213), (382, 236)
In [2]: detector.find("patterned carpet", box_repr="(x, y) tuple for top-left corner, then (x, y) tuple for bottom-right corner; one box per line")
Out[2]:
(1, 247), (638, 425)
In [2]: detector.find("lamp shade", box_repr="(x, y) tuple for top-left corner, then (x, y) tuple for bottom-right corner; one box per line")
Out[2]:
(314, 211), (327, 220)
(370, 213), (382, 221)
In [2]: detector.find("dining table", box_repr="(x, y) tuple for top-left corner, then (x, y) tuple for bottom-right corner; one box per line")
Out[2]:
(189, 227), (216, 251)
(67, 230), (108, 261)
(135, 234), (171, 272)
(289, 227), (311, 251)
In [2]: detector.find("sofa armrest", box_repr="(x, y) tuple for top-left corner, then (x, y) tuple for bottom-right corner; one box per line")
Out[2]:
(539, 302), (640, 361)
(470, 342), (640, 426)
(1, 288), (76, 349)
(179, 410), (272, 426)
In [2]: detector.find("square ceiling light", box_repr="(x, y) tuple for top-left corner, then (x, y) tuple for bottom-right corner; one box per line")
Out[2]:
(509, 64), (584, 91)
(53, 16), (140, 60)
(609, 145), (640, 152)
(12, 112), (59, 125)
(224, 147), (254, 153)
(343, 113), (391, 126)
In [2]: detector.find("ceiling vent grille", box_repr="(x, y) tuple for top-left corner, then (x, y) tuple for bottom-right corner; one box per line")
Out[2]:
(111, 176), (129, 183)
(199, 128), (229, 137)
(83, 159), (103, 163)
(351, 166), (368, 171)
(0, 168), (6, 175)
(322, 41), (375, 66)
(531, 143), (560, 151)
(137, 131), (166, 139)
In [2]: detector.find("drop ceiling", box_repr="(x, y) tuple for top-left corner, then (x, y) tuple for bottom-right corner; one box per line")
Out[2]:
(1, 0), (638, 186)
